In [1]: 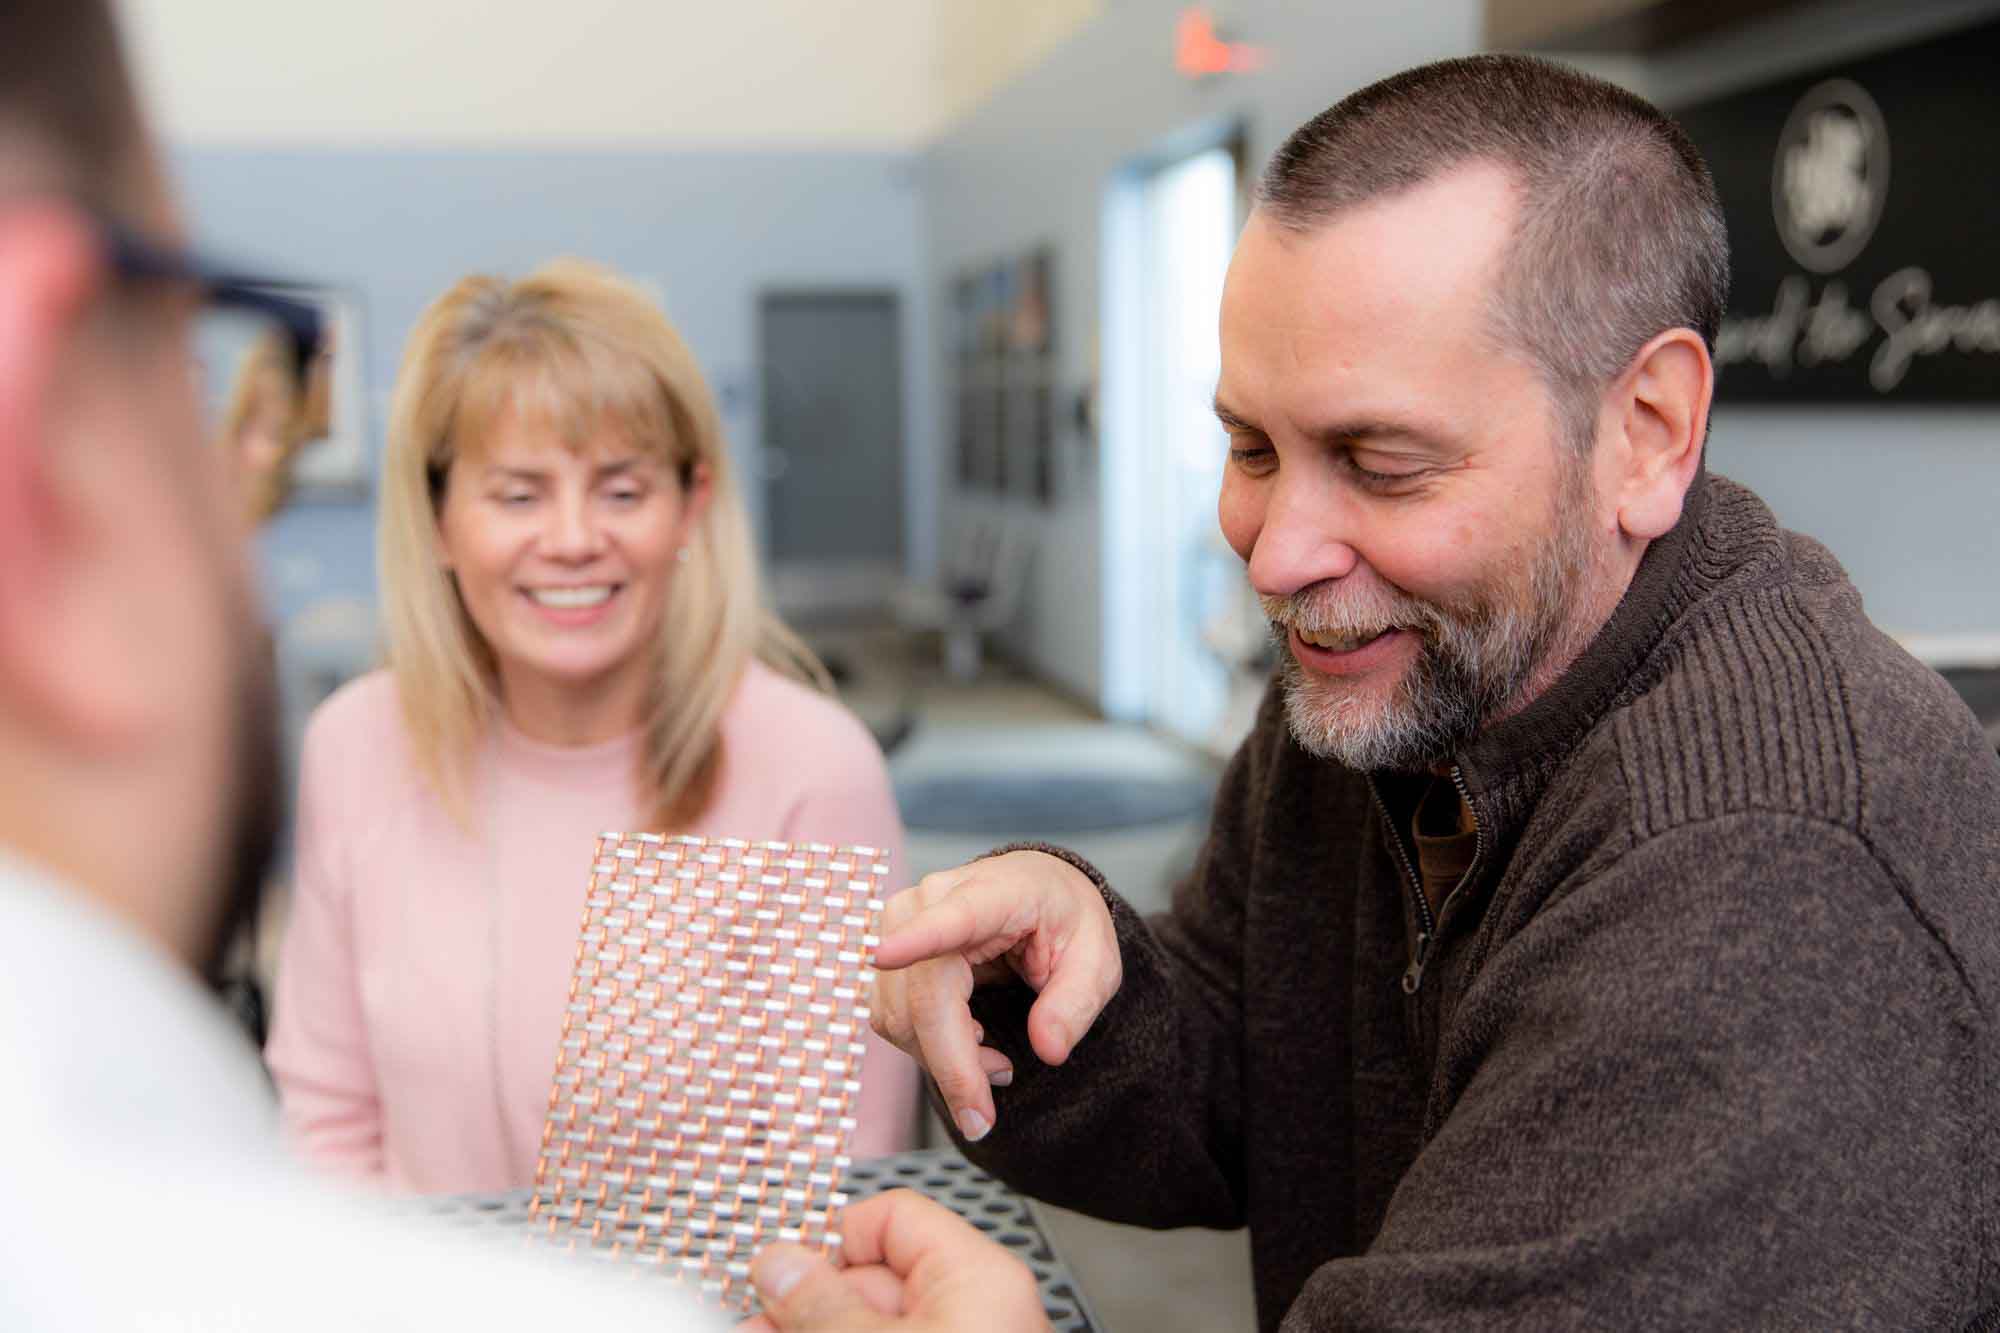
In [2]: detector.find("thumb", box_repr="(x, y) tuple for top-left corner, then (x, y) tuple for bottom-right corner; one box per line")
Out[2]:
(751, 1244), (877, 1330)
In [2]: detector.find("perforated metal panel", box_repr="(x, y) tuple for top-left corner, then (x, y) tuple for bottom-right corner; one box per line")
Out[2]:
(404, 1149), (1096, 1331)
(529, 834), (887, 1310)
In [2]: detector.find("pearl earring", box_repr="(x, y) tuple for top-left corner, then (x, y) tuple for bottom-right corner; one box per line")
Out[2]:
(676, 547), (690, 564)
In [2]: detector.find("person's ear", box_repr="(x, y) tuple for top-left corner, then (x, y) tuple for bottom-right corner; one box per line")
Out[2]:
(0, 203), (152, 750)
(1607, 327), (1712, 542)
(680, 460), (715, 538)
(430, 466), (458, 572)
(0, 205), (96, 554)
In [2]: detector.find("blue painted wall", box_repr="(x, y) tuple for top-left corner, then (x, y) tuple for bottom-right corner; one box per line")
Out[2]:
(171, 146), (934, 625)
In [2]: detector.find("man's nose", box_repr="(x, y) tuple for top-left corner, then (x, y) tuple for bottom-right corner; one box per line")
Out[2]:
(1246, 474), (1361, 600)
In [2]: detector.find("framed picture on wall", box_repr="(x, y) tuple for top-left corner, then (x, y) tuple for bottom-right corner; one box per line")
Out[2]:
(197, 284), (371, 501)
(949, 245), (1060, 502)
(1032, 380), (1055, 504)
(956, 386), (979, 486)
(1009, 248), (1053, 357)
(952, 274), (979, 366)
(990, 378), (1011, 492)
(1003, 378), (1035, 501)
(286, 289), (370, 497)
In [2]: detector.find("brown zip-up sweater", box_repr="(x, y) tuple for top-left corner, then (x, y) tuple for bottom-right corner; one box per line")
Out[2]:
(961, 475), (2000, 1330)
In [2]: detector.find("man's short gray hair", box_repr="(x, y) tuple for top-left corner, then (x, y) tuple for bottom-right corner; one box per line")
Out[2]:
(1257, 54), (1730, 453)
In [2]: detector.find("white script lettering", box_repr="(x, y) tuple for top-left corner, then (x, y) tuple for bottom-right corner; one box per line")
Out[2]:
(1716, 268), (2000, 394)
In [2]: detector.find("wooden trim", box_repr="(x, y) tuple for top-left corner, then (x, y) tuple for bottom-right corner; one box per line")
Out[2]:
(1485, 0), (1810, 53)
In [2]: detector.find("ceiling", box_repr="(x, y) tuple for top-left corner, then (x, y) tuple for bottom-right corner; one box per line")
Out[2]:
(117, 0), (1104, 150)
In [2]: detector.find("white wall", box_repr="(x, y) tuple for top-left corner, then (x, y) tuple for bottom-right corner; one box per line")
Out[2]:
(120, 0), (1097, 149)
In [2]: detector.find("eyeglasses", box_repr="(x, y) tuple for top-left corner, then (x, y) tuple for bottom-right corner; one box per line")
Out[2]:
(99, 215), (324, 382)
(96, 213), (338, 469)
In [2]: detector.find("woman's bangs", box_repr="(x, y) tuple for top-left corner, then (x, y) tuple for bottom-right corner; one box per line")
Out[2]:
(443, 324), (679, 467)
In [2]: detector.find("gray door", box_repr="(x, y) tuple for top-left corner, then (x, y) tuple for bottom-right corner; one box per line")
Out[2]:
(759, 291), (904, 568)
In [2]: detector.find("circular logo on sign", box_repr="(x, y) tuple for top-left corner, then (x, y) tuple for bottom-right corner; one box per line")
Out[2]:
(1772, 78), (1890, 274)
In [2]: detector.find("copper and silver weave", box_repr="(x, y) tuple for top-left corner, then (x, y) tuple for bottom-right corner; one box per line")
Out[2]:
(529, 832), (888, 1312)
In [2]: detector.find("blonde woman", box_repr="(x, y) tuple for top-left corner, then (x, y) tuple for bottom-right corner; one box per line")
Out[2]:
(266, 261), (916, 1192)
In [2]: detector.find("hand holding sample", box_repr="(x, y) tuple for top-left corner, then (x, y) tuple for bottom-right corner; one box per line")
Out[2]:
(745, 1190), (1050, 1333)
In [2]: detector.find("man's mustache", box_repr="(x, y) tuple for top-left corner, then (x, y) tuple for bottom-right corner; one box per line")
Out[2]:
(1258, 581), (1440, 638)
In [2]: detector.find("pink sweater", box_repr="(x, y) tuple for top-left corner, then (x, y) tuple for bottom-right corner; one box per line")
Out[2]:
(266, 663), (917, 1194)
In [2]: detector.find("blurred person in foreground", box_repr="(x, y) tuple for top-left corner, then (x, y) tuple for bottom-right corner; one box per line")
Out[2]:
(265, 260), (916, 1193)
(799, 55), (2000, 1332)
(0, 3), (963, 1326)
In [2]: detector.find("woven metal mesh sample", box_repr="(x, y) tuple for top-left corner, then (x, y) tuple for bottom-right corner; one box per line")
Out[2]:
(528, 832), (887, 1313)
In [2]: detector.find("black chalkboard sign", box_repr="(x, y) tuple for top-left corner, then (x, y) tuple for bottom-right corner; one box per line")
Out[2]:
(1673, 17), (2000, 402)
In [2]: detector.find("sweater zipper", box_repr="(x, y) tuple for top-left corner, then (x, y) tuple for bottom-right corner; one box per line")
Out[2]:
(1418, 764), (1489, 994)
(1367, 779), (1432, 994)
(1376, 765), (1490, 996)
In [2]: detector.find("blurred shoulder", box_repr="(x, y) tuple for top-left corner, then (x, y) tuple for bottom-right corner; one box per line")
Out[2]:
(721, 663), (905, 864)
(13, 1141), (719, 1331)
(301, 669), (412, 769)
(725, 660), (885, 769)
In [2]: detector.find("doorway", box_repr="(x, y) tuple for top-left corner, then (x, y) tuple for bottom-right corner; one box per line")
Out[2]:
(758, 291), (905, 608)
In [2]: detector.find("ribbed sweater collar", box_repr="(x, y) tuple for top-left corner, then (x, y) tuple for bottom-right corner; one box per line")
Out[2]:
(1451, 470), (1765, 834)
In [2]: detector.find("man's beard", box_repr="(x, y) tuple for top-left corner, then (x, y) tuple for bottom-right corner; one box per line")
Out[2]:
(196, 631), (284, 992)
(1263, 466), (1600, 773)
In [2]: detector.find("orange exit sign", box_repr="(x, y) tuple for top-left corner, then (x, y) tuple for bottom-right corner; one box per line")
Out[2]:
(1176, 7), (1265, 78)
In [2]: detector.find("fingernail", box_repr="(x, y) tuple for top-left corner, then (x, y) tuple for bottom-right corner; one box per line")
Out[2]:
(988, 1066), (1013, 1087)
(752, 1247), (808, 1304)
(956, 1106), (991, 1141)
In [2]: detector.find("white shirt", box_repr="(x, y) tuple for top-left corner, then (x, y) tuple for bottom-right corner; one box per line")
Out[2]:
(0, 850), (719, 1331)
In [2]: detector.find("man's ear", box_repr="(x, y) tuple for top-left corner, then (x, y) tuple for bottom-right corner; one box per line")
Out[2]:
(0, 205), (96, 552)
(0, 203), (149, 750)
(1606, 328), (1712, 542)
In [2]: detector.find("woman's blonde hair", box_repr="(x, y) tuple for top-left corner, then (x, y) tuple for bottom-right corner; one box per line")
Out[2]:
(216, 330), (303, 524)
(378, 258), (827, 829)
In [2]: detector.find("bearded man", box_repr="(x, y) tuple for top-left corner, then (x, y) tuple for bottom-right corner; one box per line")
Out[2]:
(805, 54), (2000, 1333)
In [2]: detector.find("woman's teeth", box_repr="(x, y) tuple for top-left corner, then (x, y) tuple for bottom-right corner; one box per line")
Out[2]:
(529, 585), (613, 609)
(1297, 626), (1389, 653)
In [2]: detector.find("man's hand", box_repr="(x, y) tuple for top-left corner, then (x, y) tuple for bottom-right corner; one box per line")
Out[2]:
(871, 850), (1120, 1142)
(741, 1190), (1050, 1332)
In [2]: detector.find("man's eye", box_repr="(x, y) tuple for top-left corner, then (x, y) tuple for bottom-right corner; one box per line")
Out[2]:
(497, 492), (536, 506)
(605, 488), (645, 504)
(1346, 456), (1426, 489)
(1229, 446), (1276, 473)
